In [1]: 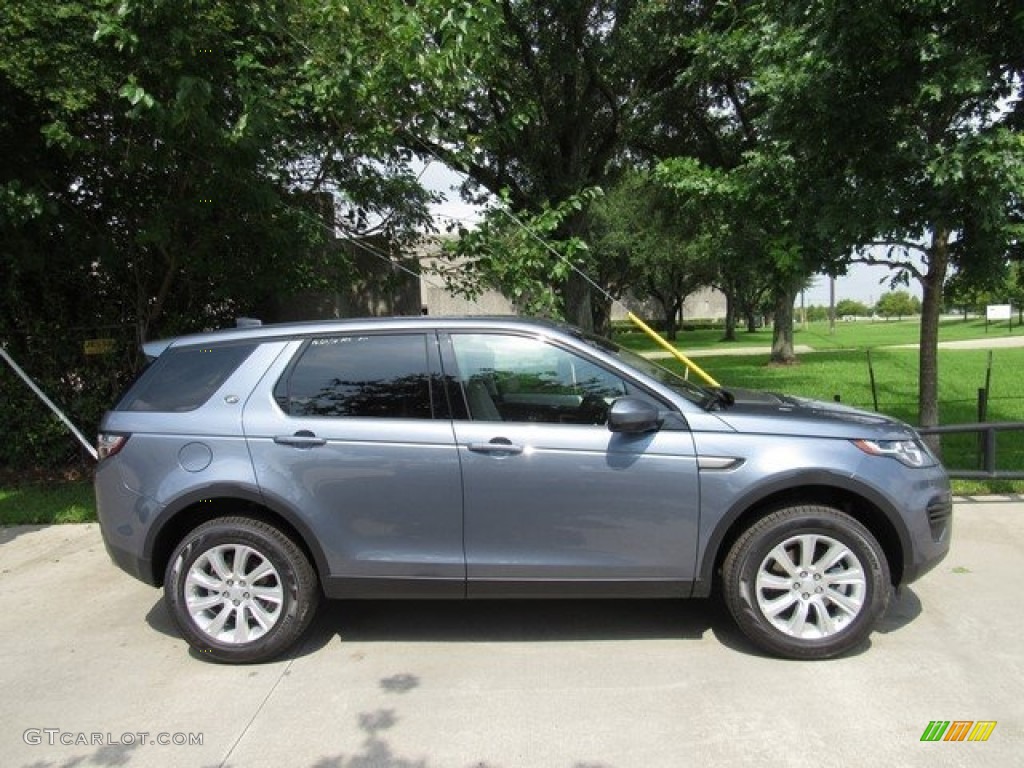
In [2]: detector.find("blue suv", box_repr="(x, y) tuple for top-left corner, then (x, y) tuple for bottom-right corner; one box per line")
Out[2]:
(95, 317), (951, 662)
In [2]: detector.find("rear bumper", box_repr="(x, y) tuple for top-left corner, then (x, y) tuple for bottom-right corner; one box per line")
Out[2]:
(102, 537), (158, 586)
(95, 459), (160, 586)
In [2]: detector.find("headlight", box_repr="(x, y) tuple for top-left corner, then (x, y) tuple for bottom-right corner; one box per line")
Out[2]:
(852, 438), (936, 468)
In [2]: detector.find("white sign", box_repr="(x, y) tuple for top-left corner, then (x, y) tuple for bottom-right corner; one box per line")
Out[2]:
(987, 304), (1012, 321)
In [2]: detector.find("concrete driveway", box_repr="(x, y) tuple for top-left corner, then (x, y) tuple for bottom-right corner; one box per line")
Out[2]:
(1, 498), (1021, 768)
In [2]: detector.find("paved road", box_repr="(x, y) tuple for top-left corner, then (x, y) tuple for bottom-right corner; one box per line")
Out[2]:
(2, 499), (1022, 768)
(893, 334), (1024, 350)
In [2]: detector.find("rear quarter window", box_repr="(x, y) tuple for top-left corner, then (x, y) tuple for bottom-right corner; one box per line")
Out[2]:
(117, 342), (259, 412)
(274, 334), (434, 419)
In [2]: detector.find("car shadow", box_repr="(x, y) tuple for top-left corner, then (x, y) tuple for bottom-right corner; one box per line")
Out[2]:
(145, 587), (922, 663)
(310, 598), (719, 645)
(147, 595), (728, 661)
(144, 597), (180, 636)
(875, 585), (923, 634)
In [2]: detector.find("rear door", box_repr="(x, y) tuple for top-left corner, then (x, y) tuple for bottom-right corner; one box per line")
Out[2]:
(443, 331), (701, 597)
(243, 331), (464, 596)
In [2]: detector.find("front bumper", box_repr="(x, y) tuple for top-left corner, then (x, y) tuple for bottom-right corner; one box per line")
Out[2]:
(898, 470), (952, 585)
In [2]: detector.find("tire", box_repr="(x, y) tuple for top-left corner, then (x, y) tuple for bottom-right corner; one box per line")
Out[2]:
(164, 516), (319, 663)
(722, 505), (890, 660)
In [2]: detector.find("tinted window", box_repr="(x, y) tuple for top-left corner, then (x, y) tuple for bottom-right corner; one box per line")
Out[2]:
(119, 342), (258, 412)
(277, 334), (433, 419)
(451, 334), (634, 424)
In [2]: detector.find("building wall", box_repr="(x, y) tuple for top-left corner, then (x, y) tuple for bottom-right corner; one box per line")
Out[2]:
(610, 285), (728, 323)
(266, 234), (728, 323)
(681, 285), (728, 321)
(418, 253), (517, 316)
(262, 238), (422, 322)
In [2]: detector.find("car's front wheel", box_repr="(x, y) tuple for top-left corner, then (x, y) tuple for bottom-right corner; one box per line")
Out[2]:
(165, 516), (319, 663)
(722, 505), (890, 660)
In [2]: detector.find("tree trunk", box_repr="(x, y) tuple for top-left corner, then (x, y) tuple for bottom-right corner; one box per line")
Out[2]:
(770, 284), (798, 363)
(591, 295), (612, 337)
(663, 301), (678, 341)
(722, 289), (737, 341)
(745, 310), (757, 333)
(563, 270), (593, 332)
(918, 227), (951, 451)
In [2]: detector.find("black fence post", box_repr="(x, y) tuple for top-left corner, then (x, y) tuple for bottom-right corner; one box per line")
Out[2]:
(984, 427), (997, 475)
(977, 388), (987, 469)
(866, 349), (879, 411)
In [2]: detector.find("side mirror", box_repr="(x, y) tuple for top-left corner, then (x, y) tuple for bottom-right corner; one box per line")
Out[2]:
(607, 397), (662, 434)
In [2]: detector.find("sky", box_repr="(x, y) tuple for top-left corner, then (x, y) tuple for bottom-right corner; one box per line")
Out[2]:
(803, 261), (924, 307)
(417, 159), (925, 307)
(418, 159), (488, 231)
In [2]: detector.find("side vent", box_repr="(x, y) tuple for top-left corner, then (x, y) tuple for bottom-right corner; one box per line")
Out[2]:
(925, 494), (952, 542)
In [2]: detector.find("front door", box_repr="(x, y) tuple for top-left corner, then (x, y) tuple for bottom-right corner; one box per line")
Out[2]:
(445, 332), (701, 597)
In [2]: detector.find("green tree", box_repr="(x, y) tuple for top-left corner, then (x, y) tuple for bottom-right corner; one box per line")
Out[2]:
(1, 1), (341, 346)
(420, 0), (704, 332)
(433, 190), (597, 319)
(947, 260), (1024, 321)
(754, 0), (1024, 431)
(589, 171), (718, 340)
(875, 291), (919, 320)
(1007, 263), (1024, 324)
(805, 305), (829, 323)
(835, 299), (871, 317)
(647, 3), (843, 362)
(943, 267), (1001, 317)
(0, 0), (488, 467)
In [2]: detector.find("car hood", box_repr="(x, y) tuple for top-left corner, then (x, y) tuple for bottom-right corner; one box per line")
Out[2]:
(710, 387), (916, 439)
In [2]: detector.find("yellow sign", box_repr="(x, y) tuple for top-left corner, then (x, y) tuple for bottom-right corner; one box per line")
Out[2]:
(84, 338), (116, 356)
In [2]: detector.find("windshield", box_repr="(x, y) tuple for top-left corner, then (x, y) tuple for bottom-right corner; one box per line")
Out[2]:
(575, 331), (713, 406)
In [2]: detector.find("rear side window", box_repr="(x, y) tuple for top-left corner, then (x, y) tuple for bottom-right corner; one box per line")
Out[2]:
(119, 342), (259, 412)
(275, 334), (434, 419)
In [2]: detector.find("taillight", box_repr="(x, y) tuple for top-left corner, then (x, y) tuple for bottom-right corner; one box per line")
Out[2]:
(97, 433), (130, 460)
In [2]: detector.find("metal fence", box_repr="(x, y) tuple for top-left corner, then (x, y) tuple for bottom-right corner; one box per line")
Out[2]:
(917, 422), (1024, 480)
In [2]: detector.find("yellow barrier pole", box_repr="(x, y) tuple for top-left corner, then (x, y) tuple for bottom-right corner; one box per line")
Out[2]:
(627, 311), (721, 388)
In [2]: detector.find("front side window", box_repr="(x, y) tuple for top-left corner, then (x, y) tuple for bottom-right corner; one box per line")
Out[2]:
(276, 334), (433, 419)
(451, 334), (634, 424)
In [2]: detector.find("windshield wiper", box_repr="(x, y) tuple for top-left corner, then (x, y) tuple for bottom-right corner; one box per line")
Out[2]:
(702, 386), (736, 410)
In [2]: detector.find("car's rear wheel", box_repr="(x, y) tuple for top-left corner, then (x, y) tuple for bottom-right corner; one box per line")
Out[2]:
(165, 516), (319, 663)
(722, 505), (890, 659)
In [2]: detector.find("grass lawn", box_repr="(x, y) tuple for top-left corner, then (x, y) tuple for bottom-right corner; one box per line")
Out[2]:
(797, 316), (1020, 350)
(675, 347), (1023, 422)
(0, 480), (96, 525)
(615, 316), (1020, 352)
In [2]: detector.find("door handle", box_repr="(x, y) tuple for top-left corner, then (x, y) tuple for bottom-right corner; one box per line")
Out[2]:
(468, 438), (523, 456)
(274, 431), (327, 448)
